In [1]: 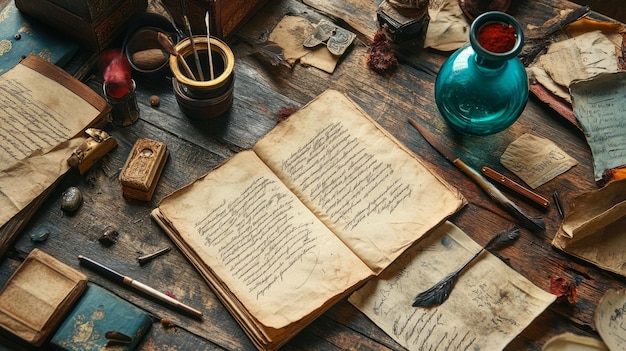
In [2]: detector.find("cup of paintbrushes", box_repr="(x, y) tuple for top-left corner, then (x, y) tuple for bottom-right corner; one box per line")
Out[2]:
(168, 35), (235, 120)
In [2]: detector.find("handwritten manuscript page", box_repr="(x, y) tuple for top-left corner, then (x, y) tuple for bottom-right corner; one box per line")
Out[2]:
(153, 89), (465, 349)
(349, 221), (555, 350)
(570, 71), (626, 182)
(254, 89), (465, 273)
(156, 150), (374, 329)
(0, 57), (105, 230)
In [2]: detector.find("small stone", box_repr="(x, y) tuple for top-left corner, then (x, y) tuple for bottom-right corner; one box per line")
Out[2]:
(61, 186), (83, 213)
(160, 318), (175, 328)
(150, 95), (160, 107)
(30, 227), (50, 242)
(14, 33), (21, 40)
(98, 228), (119, 246)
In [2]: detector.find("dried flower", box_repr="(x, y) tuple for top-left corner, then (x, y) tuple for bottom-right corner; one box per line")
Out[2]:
(550, 277), (578, 304)
(367, 32), (398, 74)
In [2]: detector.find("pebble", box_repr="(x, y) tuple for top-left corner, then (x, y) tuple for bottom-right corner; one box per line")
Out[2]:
(61, 186), (83, 213)
(30, 227), (50, 242)
(98, 228), (119, 247)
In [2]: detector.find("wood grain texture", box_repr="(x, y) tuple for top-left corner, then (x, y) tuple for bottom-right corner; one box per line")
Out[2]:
(1, 0), (624, 350)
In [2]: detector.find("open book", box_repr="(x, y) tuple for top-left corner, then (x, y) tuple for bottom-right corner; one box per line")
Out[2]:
(151, 89), (466, 350)
(0, 55), (110, 258)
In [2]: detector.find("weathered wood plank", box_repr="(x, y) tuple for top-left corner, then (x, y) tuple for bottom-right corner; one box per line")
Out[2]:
(1, 0), (624, 350)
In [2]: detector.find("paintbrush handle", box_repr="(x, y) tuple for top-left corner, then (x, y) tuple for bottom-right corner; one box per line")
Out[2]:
(453, 159), (546, 233)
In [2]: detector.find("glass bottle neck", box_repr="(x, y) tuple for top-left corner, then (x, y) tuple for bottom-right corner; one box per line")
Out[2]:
(474, 54), (507, 72)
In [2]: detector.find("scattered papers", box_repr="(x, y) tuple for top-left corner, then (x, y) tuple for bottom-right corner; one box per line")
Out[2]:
(570, 71), (626, 183)
(349, 221), (555, 351)
(500, 133), (578, 189)
(535, 31), (618, 92)
(552, 178), (626, 278)
(595, 289), (626, 351)
(424, 0), (469, 51)
(268, 15), (355, 74)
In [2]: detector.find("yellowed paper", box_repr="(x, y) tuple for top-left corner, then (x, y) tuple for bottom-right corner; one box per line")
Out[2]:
(300, 46), (338, 74)
(254, 89), (466, 273)
(425, 0), (469, 51)
(570, 72), (626, 182)
(553, 179), (626, 277)
(268, 15), (313, 65)
(595, 289), (626, 351)
(500, 133), (578, 189)
(154, 89), (465, 338)
(527, 66), (572, 103)
(158, 150), (373, 329)
(349, 221), (556, 351)
(268, 15), (341, 73)
(0, 63), (96, 227)
(542, 333), (609, 351)
(535, 30), (619, 89)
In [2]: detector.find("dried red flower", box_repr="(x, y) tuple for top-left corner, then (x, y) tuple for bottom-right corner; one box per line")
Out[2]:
(550, 277), (578, 304)
(367, 32), (398, 74)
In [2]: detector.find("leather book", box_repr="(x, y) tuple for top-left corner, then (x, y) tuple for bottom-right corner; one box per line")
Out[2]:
(50, 283), (153, 351)
(0, 249), (88, 347)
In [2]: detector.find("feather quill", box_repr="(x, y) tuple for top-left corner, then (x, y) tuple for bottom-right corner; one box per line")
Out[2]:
(251, 41), (287, 67)
(412, 226), (520, 308)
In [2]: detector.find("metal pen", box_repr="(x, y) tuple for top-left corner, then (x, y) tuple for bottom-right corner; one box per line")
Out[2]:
(78, 255), (203, 319)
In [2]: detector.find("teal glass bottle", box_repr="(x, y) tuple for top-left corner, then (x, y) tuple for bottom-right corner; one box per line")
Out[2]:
(434, 11), (528, 136)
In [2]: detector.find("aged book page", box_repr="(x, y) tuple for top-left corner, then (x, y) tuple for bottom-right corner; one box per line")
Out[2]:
(0, 55), (109, 257)
(349, 221), (556, 351)
(254, 89), (465, 273)
(156, 150), (374, 329)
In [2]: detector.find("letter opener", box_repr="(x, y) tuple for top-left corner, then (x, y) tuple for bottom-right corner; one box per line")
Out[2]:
(78, 255), (203, 318)
(408, 118), (545, 233)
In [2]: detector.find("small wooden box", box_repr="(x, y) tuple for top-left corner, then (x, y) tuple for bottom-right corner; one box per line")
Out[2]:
(15, 0), (147, 52)
(119, 138), (168, 201)
(161, 0), (269, 39)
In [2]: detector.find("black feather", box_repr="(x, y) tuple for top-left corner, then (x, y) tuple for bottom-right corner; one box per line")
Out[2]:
(412, 226), (520, 308)
(251, 41), (288, 67)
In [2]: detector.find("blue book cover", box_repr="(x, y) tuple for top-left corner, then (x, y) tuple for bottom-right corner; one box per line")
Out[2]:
(0, 0), (79, 75)
(50, 284), (153, 351)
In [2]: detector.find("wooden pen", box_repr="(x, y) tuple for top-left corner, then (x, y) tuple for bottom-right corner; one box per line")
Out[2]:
(78, 255), (203, 318)
(481, 166), (550, 210)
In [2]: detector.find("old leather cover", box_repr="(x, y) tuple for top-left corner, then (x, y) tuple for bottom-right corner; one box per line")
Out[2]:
(0, 249), (87, 347)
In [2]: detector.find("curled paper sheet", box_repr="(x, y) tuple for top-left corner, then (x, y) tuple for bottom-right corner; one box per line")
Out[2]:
(570, 72), (626, 184)
(552, 178), (626, 277)
(595, 289), (626, 351)
(541, 333), (608, 351)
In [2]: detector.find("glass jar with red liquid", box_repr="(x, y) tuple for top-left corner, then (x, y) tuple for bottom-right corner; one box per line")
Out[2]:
(434, 11), (528, 136)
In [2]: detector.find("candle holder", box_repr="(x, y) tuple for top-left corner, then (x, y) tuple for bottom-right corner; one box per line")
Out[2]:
(103, 80), (140, 127)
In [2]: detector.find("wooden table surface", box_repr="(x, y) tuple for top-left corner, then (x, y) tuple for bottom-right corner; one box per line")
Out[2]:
(2, 0), (625, 350)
